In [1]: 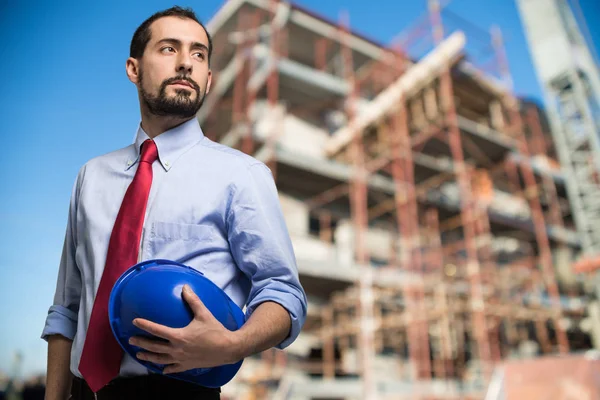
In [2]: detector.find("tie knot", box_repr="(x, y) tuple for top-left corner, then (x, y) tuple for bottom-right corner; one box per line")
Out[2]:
(140, 140), (158, 164)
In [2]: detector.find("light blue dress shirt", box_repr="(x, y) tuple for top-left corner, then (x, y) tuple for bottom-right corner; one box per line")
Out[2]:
(41, 118), (307, 379)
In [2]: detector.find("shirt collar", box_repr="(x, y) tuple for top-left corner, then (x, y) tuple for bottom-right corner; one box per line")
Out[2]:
(127, 118), (204, 171)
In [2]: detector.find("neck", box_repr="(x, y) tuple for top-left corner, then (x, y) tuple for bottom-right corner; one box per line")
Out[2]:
(139, 109), (194, 139)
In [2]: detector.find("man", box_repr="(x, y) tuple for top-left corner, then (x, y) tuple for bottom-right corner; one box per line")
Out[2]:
(42, 6), (307, 400)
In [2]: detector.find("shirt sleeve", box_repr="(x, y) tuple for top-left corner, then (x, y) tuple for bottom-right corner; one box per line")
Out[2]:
(41, 167), (85, 341)
(227, 162), (307, 349)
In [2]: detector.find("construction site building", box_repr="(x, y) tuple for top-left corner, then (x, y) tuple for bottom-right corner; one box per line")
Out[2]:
(199, 0), (600, 398)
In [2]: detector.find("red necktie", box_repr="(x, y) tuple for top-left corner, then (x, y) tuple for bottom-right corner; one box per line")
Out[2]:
(79, 139), (158, 392)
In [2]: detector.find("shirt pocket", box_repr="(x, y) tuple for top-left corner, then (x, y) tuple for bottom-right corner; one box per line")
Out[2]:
(146, 221), (221, 264)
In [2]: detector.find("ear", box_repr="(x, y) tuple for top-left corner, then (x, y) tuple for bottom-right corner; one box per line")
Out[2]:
(206, 69), (213, 95)
(126, 57), (140, 85)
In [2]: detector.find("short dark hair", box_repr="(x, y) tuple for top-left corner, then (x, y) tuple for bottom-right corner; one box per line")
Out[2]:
(130, 6), (213, 65)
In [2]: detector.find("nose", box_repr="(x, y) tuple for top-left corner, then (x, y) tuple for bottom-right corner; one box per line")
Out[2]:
(176, 53), (193, 74)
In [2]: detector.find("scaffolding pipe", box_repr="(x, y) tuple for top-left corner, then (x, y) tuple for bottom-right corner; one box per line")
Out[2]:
(494, 22), (570, 353)
(429, 0), (494, 382)
(339, 10), (378, 400)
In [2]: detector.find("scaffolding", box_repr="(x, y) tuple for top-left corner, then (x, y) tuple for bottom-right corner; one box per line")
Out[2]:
(201, 0), (593, 398)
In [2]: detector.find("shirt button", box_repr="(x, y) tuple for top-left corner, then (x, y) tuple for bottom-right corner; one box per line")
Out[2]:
(127, 160), (133, 166)
(165, 161), (170, 167)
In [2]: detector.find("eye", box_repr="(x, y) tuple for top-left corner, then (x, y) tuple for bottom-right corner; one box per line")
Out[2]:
(161, 46), (175, 53)
(193, 52), (206, 60)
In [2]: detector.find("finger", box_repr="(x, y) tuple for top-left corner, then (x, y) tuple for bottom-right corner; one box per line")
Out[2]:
(129, 336), (172, 354)
(163, 363), (188, 375)
(133, 318), (178, 341)
(137, 351), (175, 365)
(182, 285), (208, 318)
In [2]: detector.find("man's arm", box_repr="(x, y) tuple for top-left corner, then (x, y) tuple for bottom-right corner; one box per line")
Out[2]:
(231, 301), (291, 359)
(45, 335), (74, 400)
(227, 162), (307, 350)
(42, 168), (85, 400)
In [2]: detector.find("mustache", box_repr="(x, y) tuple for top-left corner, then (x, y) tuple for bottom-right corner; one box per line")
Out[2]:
(162, 76), (200, 92)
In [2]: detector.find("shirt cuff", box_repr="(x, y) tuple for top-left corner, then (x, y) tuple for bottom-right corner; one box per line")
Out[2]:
(245, 289), (306, 350)
(41, 305), (78, 341)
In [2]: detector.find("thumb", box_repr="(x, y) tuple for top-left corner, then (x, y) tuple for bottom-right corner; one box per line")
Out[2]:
(182, 284), (207, 318)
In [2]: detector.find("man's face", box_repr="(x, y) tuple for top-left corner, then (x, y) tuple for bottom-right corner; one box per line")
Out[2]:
(132, 16), (212, 118)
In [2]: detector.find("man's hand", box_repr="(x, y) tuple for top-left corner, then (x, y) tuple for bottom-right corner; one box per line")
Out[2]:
(130, 284), (242, 375)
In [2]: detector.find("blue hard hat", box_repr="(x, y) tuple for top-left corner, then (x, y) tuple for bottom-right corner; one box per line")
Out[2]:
(108, 259), (246, 388)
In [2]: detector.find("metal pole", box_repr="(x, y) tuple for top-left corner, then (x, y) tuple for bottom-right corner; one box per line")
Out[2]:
(339, 10), (377, 400)
(429, 0), (493, 381)
(493, 25), (570, 354)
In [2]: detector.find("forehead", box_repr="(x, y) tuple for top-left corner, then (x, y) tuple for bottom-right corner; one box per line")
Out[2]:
(148, 16), (209, 46)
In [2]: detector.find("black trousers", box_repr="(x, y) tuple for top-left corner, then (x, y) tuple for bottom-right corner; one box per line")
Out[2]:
(70, 375), (220, 400)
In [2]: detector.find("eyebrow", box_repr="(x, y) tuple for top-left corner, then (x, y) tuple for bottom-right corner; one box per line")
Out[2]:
(156, 38), (208, 53)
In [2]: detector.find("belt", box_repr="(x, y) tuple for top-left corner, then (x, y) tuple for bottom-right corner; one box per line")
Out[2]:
(71, 375), (220, 400)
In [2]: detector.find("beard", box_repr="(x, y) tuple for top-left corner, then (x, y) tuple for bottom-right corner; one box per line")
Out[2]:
(139, 70), (206, 118)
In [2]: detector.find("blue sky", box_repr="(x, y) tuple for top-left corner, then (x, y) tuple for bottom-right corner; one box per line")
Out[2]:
(0, 0), (598, 377)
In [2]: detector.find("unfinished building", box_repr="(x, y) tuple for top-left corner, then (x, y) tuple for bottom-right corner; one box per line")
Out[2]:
(199, 0), (598, 398)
